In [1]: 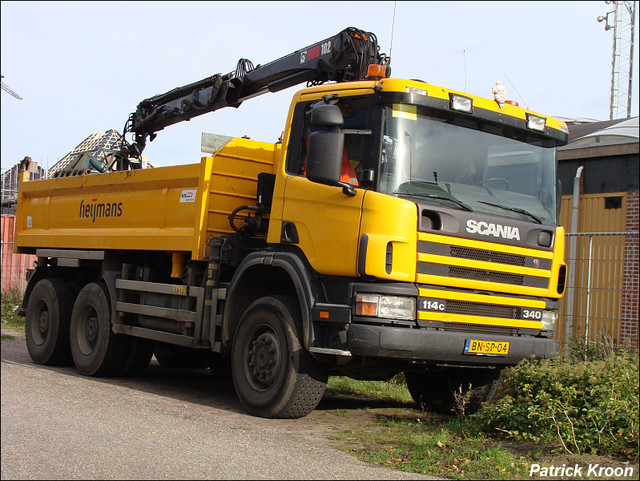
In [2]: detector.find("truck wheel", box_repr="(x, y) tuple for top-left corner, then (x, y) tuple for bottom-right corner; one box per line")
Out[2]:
(25, 278), (75, 365)
(231, 296), (328, 419)
(154, 343), (210, 369)
(405, 368), (502, 415)
(70, 282), (126, 377)
(118, 337), (154, 376)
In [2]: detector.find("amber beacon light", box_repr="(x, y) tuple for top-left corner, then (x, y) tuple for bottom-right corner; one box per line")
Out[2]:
(367, 64), (388, 80)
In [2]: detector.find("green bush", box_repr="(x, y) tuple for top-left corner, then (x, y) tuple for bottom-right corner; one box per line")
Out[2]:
(479, 352), (639, 457)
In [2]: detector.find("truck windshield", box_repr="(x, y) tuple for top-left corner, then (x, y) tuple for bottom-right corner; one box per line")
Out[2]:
(379, 104), (559, 225)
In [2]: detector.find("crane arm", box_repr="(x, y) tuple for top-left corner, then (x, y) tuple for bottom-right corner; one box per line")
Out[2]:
(1, 76), (23, 100)
(118, 27), (389, 167)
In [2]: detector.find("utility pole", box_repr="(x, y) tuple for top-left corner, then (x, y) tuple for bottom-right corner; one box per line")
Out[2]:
(598, 1), (637, 119)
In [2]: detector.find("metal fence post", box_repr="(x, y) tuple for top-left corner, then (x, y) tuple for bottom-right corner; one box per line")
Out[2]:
(584, 234), (594, 360)
(565, 166), (583, 354)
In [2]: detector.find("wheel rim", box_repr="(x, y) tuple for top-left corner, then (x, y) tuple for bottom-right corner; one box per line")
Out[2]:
(31, 298), (49, 346)
(245, 325), (282, 391)
(76, 305), (99, 355)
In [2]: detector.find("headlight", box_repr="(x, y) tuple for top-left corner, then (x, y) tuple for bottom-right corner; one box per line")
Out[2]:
(541, 310), (558, 331)
(355, 294), (416, 321)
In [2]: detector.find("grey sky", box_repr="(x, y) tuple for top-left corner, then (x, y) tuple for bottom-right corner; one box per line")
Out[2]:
(2, 1), (638, 171)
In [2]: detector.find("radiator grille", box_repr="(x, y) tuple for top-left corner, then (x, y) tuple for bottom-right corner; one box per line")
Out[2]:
(434, 321), (520, 336)
(448, 266), (524, 286)
(445, 299), (521, 319)
(450, 246), (525, 266)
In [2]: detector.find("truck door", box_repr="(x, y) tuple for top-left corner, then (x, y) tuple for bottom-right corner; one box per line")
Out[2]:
(279, 96), (374, 277)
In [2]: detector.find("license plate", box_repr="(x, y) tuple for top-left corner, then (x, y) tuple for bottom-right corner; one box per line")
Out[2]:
(463, 339), (510, 356)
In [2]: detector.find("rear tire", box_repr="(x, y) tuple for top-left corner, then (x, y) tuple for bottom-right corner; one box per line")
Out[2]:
(405, 367), (502, 415)
(231, 296), (328, 419)
(25, 278), (75, 365)
(70, 282), (126, 376)
(119, 337), (154, 376)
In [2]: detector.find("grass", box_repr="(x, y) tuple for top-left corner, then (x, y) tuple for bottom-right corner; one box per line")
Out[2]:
(327, 374), (413, 404)
(327, 376), (532, 479)
(325, 376), (639, 480)
(330, 414), (531, 479)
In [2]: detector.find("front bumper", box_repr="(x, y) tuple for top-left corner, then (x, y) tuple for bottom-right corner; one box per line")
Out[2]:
(347, 323), (559, 366)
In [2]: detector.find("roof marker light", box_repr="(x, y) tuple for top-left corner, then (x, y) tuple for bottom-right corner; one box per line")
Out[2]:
(450, 93), (473, 113)
(526, 113), (547, 132)
(406, 86), (427, 96)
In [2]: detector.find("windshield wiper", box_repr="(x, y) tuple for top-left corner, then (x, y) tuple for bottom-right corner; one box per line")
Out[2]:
(396, 191), (473, 212)
(477, 200), (542, 224)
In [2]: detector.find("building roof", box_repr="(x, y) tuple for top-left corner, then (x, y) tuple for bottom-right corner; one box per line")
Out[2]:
(565, 117), (638, 145)
(47, 129), (125, 177)
(560, 116), (639, 149)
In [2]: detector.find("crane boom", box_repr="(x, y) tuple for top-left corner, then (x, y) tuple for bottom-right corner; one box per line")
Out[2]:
(1, 75), (23, 100)
(118, 27), (389, 168)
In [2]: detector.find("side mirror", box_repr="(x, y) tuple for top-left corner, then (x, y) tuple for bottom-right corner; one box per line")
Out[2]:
(307, 130), (344, 185)
(310, 103), (344, 127)
(306, 104), (356, 196)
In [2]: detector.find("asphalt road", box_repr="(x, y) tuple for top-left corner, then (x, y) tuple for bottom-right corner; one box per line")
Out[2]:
(1, 329), (438, 480)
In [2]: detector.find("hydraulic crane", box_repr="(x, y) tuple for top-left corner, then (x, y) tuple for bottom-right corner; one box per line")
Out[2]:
(116, 27), (389, 170)
(1, 75), (23, 100)
(15, 25), (570, 420)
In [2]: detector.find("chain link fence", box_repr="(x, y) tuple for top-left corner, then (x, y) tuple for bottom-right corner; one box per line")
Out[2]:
(561, 231), (639, 355)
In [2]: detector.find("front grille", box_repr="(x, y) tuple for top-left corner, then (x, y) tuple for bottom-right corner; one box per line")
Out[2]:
(445, 299), (520, 319)
(450, 246), (525, 266)
(434, 321), (519, 336)
(449, 266), (524, 286)
(417, 232), (552, 291)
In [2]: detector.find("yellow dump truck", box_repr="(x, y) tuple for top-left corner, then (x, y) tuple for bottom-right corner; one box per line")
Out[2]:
(14, 28), (568, 418)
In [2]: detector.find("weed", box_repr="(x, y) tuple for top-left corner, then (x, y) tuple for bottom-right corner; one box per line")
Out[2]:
(567, 332), (635, 362)
(1, 289), (24, 331)
(453, 382), (473, 418)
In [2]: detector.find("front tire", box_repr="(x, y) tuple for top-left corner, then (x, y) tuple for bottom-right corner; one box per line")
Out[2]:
(405, 367), (502, 415)
(25, 278), (75, 365)
(231, 296), (328, 419)
(70, 282), (126, 376)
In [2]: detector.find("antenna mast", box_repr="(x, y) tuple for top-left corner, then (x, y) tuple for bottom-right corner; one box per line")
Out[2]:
(598, 1), (637, 119)
(389, 1), (397, 59)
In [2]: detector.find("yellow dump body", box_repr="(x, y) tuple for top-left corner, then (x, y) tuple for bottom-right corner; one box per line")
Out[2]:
(14, 137), (279, 261)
